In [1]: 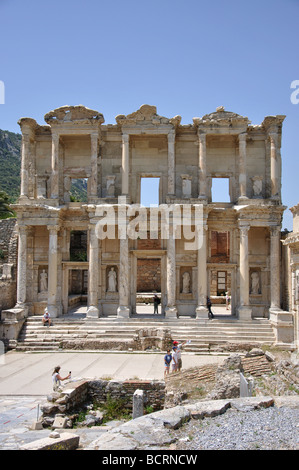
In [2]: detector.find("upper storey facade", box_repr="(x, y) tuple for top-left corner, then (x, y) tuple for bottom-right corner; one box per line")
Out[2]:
(17, 104), (285, 207)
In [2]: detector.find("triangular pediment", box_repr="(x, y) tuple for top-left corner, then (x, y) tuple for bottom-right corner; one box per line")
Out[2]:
(115, 104), (181, 128)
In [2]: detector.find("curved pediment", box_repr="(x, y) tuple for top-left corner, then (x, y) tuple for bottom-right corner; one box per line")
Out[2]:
(115, 104), (181, 128)
(193, 106), (250, 128)
(44, 105), (104, 125)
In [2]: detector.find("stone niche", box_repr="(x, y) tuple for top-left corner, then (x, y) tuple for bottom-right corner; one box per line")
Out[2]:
(179, 266), (192, 298)
(106, 265), (118, 297)
(249, 268), (261, 295)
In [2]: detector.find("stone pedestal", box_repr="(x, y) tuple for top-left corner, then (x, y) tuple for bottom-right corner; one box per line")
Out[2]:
(165, 306), (178, 318)
(116, 306), (130, 318)
(133, 389), (144, 419)
(196, 306), (209, 319)
(270, 309), (294, 348)
(237, 306), (252, 321)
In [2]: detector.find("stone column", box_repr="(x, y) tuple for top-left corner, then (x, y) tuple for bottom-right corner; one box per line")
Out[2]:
(269, 132), (280, 198)
(121, 133), (129, 197)
(117, 237), (130, 317)
(238, 223), (252, 320)
(18, 118), (36, 200)
(196, 224), (208, 318)
(51, 133), (60, 199)
(90, 133), (98, 200)
(47, 225), (60, 317)
(270, 226), (281, 310)
(20, 134), (30, 199)
(87, 224), (100, 318)
(238, 133), (247, 199)
(198, 131), (207, 199)
(165, 226), (177, 317)
(167, 131), (176, 196)
(16, 225), (28, 312)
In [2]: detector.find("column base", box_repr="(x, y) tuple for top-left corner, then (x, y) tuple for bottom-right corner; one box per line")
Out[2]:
(237, 306), (252, 321)
(117, 306), (130, 318)
(196, 306), (209, 319)
(86, 306), (100, 319)
(15, 303), (29, 317)
(165, 306), (177, 318)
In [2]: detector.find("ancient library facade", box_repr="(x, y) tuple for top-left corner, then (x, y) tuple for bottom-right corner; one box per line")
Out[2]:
(14, 104), (286, 324)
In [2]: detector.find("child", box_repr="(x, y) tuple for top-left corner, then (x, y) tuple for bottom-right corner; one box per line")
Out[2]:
(164, 349), (172, 377)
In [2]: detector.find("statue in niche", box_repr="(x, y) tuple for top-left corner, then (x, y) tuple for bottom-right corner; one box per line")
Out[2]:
(107, 267), (117, 292)
(182, 271), (191, 294)
(106, 175), (116, 197)
(252, 176), (263, 198)
(250, 271), (260, 295)
(40, 269), (48, 293)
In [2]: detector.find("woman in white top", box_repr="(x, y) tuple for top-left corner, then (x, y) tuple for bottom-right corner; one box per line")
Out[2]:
(52, 366), (71, 391)
(171, 347), (178, 373)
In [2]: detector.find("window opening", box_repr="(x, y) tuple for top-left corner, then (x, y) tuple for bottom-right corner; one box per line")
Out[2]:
(211, 177), (230, 202)
(140, 177), (160, 207)
(70, 178), (88, 202)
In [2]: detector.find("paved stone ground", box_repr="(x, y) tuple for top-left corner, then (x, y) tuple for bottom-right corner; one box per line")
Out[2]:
(0, 350), (225, 450)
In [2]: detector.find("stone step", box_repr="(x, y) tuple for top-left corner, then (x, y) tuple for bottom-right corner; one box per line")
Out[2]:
(16, 314), (276, 352)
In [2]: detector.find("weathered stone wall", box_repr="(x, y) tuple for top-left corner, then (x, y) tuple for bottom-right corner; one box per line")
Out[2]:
(0, 218), (17, 265)
(0, 218), (17, 313)
(137, 258), (161, 292)
(42, 379), (166, 419)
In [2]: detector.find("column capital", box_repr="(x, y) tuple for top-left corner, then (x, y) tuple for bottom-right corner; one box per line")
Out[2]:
(269, 225), (281, 237)
(51, 131), (60, 143)
(197, 129), (206, 137)
(17, 224), (29, 234)
(238, 132), (247, 142)
(122, 133), (129, 143)
(167, 130), (176, 143)
(238, 223), (250, 234)
(47, 224), (60, 233)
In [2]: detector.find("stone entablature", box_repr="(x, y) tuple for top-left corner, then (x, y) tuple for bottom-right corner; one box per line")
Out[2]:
(3, 103), (293, 349)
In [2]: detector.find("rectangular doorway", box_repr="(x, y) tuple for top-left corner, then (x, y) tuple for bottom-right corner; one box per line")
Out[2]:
(135, 257), (162, 315)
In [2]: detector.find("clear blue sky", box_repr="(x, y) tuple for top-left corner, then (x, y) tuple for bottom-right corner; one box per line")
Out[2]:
(0, 0), (298, 229)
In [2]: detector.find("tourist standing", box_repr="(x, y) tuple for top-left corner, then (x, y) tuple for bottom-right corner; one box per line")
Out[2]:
(153, 294), (160, 314)
(173, 340), (187, 372)
(226, 292), (230, 310)
(164, 349), (172, 377)
(171, 346), (178, 373)
(52, 366), (71, 391)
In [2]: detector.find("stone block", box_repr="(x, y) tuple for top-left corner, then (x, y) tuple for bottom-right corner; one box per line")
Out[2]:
(20, 432), (80, 451)
(52, 416), (68, 429)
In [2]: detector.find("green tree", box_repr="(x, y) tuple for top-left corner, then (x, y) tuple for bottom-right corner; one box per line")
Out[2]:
(0, 190), (15, 219)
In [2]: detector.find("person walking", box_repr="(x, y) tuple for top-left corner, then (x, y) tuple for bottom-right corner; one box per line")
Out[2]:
(207, 296), (214, 319)
(153, 294), (160, 314)
(164, 349), (172, 377)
